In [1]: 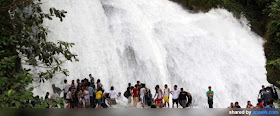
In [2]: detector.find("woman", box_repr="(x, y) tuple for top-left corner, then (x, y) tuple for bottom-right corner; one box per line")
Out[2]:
(84, 87), (90, 108)
(45, 92), (49, 100)
(132, 85), (139, 107)
(78, 87), (84, 108)
(96, 87), (103, 108)
(109, 86), (117, 107)
(153, 85), (163, 107)
(140, 84), (146, 108)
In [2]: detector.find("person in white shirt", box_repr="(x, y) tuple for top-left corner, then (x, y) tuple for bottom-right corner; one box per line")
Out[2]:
(66, 90), (72, 108)
(140, 84), (146, 108)
(109, 86), (117, 107)
(171, 85), (180, 108)
(84, 87), (90, 108)
(63, 79), (70, 99)
(50, 90), (60, 101)
(117, 92), (123, 101)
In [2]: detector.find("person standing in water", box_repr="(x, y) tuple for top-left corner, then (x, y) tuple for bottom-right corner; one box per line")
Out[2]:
(63, 79), (70, 100)
(154, 85), (163, 107)
(126, 83), (133, 105)
(132, 85), (139, 107)
(258, 85), (265, 100)
(171, 85), (180, 108)
(89, 74), (94, 85)
(163, 84), (170, 108)
(95, 87), (103, 108)
(206, 86), (214, 108)
(179, 88), (188, 108)
(84, 87), (90, 108)
(140, 84), (146, 108)
(109, 86), (117, 107)
(88, 83), (94, 108)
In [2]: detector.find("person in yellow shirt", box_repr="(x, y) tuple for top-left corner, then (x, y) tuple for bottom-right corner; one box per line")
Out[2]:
(96, 87), (103, 108)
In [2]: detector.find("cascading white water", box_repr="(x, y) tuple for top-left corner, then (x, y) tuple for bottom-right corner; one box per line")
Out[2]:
(33, 0), (269, 108)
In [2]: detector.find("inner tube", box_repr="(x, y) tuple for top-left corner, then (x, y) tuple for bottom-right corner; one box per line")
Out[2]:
(179, 92), (192, 107)
(186, 93), (192, 107)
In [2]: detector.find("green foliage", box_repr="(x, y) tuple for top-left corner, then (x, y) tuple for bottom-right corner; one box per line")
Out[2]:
(186, 0), (243, 13)
(0, 0), (78, 108)
(267, 0), (280, 43)
(274, 99), (280, 107)
(0, 56), (33, 108)
(267, 58), (280, 70)
(34, 97), (65, 108)
(265, 0), (280, 88)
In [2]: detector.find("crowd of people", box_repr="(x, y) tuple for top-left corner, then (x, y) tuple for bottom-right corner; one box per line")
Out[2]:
(123, 82), (192, 108)
(42, 74), (278, 108)
(226, 85), (278, 109)
(43, 74), (193, 108)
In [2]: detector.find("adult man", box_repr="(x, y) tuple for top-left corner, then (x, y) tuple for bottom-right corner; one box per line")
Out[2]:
(52, 84), (62, 97)
(258, 85), (265, 100)
(262, 88), (269, 105)
(171, 85), (180, 108)
(163, 84), (170, 108)
(137, 81), (141, 88)
(63, 79), (70, 99)
(125, 83), (133, 105)
(206, 86), (214, 108)
(263, 88), (274, 106)
(179, 88), (188, 108)
(88, 83), (94, 108)
(89, 74), (94, 85)
(75, 79), (80, 90)
(234, 102), (241, 108)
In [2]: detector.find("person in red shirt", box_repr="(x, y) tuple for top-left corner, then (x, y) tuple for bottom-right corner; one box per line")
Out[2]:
(256, 99), (264, 108)
(132, 85), (139, 107)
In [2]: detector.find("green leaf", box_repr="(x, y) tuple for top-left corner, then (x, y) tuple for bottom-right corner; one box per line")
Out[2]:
(8, 89), (13, 97)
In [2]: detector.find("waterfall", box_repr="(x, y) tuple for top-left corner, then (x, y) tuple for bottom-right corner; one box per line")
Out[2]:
(33, 0), (269, 108)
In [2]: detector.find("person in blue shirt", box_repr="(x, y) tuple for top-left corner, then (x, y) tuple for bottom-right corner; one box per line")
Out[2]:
(88, 83), (95, 108)
(264, 102), (272, 108)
